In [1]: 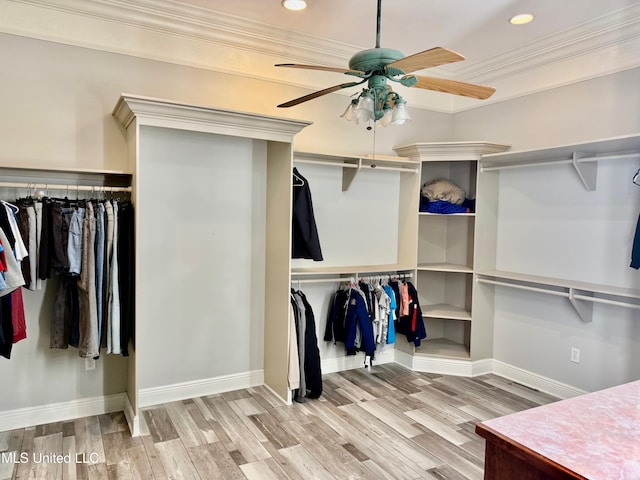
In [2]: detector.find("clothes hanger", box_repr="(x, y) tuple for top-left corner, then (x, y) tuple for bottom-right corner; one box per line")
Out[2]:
(292, 170), (305, 187)
(633, 168), (640, 186)
(1, 199), (19, 214)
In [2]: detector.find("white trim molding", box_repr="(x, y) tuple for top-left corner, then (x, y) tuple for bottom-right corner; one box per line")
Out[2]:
(491, 360), (587, 400)
(394, 349), (493, 377)
(113, 93), (311, 143)
(0, 393), (125, 433)
(0, 359), (590, 433)
(137, 370), (264, 408)
(2, 0), (640, 113)
(122, 393), (140, 438)
(320, 348), (396, 375)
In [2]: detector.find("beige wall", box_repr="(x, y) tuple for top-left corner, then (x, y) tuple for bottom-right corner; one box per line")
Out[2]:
(452, 67), (640, 150)
(0, 32), (452, 412)
(1, 24), (639, 414)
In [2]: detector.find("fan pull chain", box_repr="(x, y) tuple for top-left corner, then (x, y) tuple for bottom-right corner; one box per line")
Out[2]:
(371, 119), (377, 160)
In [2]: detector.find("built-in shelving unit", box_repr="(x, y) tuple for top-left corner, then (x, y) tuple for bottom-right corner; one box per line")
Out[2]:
(481, 133), (640, 190)
(113, 94), (310, 435)
(393, 141), (510, 363)
(292, 149), (421, 276)
(476, 270), (640, 323)
(476, 133), (640, 329)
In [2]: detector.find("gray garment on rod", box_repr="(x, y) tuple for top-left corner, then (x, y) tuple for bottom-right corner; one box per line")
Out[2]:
(293, 292), (306, 402)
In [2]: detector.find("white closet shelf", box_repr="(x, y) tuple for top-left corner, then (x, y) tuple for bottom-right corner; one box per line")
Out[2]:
(0, 164), (131, 175)
(415, 338), (470, 359)
(294, 151), (418, 191)
(480, 133), (640, 191)
(422, 304), (471, 321)
(419, 211), (475, 217)
(0, 165), (132, 187)
(418, 263), (473, 273)
(476, 270), (640, 322)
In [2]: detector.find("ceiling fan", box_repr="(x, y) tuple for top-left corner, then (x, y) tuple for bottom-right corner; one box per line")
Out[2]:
(275, 0), (495, 126)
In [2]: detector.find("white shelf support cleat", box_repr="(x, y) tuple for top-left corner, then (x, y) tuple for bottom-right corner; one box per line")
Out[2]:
(572, 152), (598, 191)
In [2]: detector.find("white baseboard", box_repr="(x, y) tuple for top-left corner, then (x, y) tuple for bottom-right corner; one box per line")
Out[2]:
(491, 360), (587, 399)
(321, 348), (395, 375)
(0, 393), (125, 433)
(137, 369), (264, 408)
(123, 393), (140, 437)
(395, 349), (494, 377)
(0, 360), (587, 433)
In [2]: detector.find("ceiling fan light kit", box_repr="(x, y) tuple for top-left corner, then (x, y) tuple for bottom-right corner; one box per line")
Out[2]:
(341, 81), (411, 128)
(276, 0), (495, 128)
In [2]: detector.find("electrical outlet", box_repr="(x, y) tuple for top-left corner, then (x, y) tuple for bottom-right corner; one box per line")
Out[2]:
(85, 357), (96, 370)
(570, 347), (581, 364)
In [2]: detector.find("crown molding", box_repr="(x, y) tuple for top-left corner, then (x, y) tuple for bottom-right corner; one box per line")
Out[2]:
(113, 93), (311, 142)
(5, 0), (360, 66)
(393, 141), (510, 161)
(455, 3), (640, 83)
(3, 0), (640, 114)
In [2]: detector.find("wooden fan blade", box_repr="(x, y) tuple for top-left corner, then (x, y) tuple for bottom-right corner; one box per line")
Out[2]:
(411, 75), (496, 100)
(387, 47), (465, 74)
(275, 63), (365, 75)
(277, 82), (360, 108)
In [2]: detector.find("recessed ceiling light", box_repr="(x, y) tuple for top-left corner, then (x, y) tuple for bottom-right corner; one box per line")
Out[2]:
(509, 13), (534, 25)
(281, 0), (307, 11)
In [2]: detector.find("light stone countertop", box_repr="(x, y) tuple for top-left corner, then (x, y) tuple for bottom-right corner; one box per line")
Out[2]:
(480, 380), (640, 479)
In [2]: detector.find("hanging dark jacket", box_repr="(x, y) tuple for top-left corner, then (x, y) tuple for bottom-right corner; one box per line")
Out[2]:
(631, 213), (640, 269)
(291, 168), (323, 261)
(295, 290), (322, 399)
(398, 282), (427, 347)
(324, 288), (349, 344)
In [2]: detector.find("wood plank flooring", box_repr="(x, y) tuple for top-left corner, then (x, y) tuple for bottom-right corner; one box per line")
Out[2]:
(0, 364), (557, 479)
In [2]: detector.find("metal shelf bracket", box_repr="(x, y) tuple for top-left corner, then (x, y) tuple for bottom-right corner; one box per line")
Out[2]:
(572, 152), (597, 191)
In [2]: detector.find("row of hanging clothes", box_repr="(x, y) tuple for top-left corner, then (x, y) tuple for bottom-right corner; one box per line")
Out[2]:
(324, 276), (427, 367)
(289, 288), (322, 402)
(0, 187), (134, 360)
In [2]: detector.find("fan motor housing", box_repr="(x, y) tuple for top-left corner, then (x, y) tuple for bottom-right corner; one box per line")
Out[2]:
(349, 47), (404, 72)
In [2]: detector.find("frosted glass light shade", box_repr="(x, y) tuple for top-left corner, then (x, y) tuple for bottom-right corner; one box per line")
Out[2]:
(379, 108), (393, 127)
(354, 95), (375, 122)
(341, 103), (356, 122)
(391, 102), (411, 125)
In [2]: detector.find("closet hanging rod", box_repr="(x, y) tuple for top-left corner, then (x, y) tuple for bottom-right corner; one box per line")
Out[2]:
(294, 158), (418, 174)
(363, 165), (418, 173)
(290, 273), (413, 284)
(0, 182), (131, 193)
(476, 277), (570, 298)
(357, 273), (413, 281)
(291, 277), (354, 284)
(295, 159), (358, 169)
(571, 294), (640, 311)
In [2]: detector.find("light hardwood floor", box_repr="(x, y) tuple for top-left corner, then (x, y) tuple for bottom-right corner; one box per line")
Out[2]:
(0, 363), (557, 480)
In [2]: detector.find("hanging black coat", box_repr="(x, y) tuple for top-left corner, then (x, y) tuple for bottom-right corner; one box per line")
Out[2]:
(291, 168), (323, 261)
(292, 289), (322, 399)
(324, 288), (349, 344)
(398, 282), (427, 347)
(390, 280), (427, 347)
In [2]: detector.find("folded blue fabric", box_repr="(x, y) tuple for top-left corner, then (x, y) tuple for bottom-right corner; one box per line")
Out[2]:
(426, 200), (469, 214)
